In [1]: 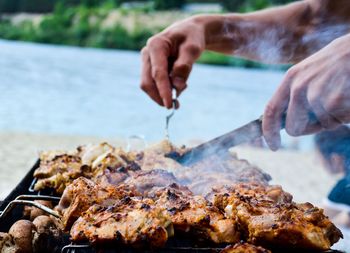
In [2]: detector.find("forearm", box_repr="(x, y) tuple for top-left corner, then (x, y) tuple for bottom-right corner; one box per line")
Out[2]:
(194, 0), (350, 64)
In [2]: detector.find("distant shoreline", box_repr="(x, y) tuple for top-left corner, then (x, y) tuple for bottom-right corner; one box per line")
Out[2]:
(0, 9), (282, 69)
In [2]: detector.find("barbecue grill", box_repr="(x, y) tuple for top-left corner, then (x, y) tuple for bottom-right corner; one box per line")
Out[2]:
(0, 161), (345, 253)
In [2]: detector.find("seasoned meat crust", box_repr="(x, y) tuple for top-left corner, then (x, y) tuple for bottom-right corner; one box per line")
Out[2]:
(31, 141), (343, 250)
(34, 143), (139, 194)
(56, 177), (141, 230)
(149, 184), (240, 244)
(221, 242), (271, 253)
(124, 169), (179, 193)
(33, 140), (271, 196)
(137, 141), (271, 196)
(211, 183), (343, 250)
(70, 197), (172, 248)
(34, 154), (83, 193)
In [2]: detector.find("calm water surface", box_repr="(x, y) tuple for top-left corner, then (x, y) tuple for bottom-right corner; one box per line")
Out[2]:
(0, 39), (312, 148)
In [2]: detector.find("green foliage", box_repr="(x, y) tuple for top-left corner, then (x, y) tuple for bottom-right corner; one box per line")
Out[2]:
(17, 0), (56, 12)
(198, 51), (265, 68)
(0, 0), (56, 13)
(0, 0), (19, 13)
(220, 0), (243, 12)
(153, 0), (185, 10)
(220, 0), (293, 12)
(0, 0), (295, 13)
(240, 0), (271, 12)
(0, 0), (296, 68)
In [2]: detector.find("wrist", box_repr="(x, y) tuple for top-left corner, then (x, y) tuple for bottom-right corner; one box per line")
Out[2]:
(192, 14), (242, 53)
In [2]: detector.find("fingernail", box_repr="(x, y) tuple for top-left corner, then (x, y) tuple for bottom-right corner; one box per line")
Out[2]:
(266, 134), (281, 151)
(163, 98), (169, 108)
(173, 77), (185, 91)
(271, 139), (281, 151)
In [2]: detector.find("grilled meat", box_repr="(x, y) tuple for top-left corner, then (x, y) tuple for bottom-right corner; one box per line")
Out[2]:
(34, 154), (82, 194)
(124, 169), (179, 193)
(34, 143), (139, 194)
(70, 197), (172, 248)
(31, 141), (343, 250)
(184, 154), (271, 196)
(211, 183), (343, 250)
(221, 242), (271, 253)
(33, 141), (271, 197)
(56, 177), (140, 230)
(136, 140), (185, 174)
(135, 140), (271, 195)
(148, 184), (240, 244)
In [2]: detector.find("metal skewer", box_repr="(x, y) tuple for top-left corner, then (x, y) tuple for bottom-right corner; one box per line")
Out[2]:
(165, 89), (177, 140)
(0, 195), (60, 219)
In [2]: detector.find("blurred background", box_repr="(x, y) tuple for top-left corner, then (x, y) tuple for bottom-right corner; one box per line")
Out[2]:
(0, 0), (349, 249)
(0, 0), (299, 144)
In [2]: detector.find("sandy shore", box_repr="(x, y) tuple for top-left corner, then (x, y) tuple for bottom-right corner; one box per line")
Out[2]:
(0, 132), (126, 199)
(0, 131), (348, 250)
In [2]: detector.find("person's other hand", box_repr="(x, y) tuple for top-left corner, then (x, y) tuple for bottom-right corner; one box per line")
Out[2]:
(263, 34), (350, 150)
(140, 17), (206, 108)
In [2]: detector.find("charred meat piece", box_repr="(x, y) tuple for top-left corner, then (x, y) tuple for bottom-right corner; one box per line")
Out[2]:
(34, 143), (139, 194)
(56, 177), (140, 230)
(33, 140), (271, 197)
(212, 183), (343, 250)
(70, 197), (172, 248)
(124, 169), (179, 193)
(186, 156), (271, 196)
(135, 140), (271, 196)
(34, 154), (82, 194)
(136, 140), (186, 173)
(93, 165), (130, 186)
(221, 242), (271, 253)
(149, 184), (240, 244)
(209, 182), (293, 210)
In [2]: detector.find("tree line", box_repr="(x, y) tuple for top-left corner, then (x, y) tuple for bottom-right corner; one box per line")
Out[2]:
(0, 0), (293, 13)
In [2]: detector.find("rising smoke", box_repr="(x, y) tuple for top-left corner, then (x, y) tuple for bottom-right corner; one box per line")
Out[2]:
(222, 18), (350, 64)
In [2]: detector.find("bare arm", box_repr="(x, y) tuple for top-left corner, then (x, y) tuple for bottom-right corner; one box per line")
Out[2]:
(203, 0), (350, 64)
(140, 0), (350, 151)
(141, 0), (350, 109)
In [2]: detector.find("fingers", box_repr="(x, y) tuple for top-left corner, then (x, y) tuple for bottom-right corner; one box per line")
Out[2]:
(140, 31), (202, 109)
(171, 42), (201, 96)
(263, 81), (291, 151)
(300, 119), (323, 135)
(323, 91), (350, 124)
(263, 68), (299, 151)
(148, 38), (173, 109)
(285, 83), (316, 136)
(286, 91), (324, 135)
(140, 48), (164, 106)
(307, 88), (342, 130)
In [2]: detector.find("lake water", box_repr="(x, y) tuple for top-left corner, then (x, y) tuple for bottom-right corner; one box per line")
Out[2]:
(0, 39), (313, 149)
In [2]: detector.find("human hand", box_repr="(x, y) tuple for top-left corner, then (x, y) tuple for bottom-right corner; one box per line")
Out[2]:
(263, 34), (350, 151)
(140, 16), (206, 109)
